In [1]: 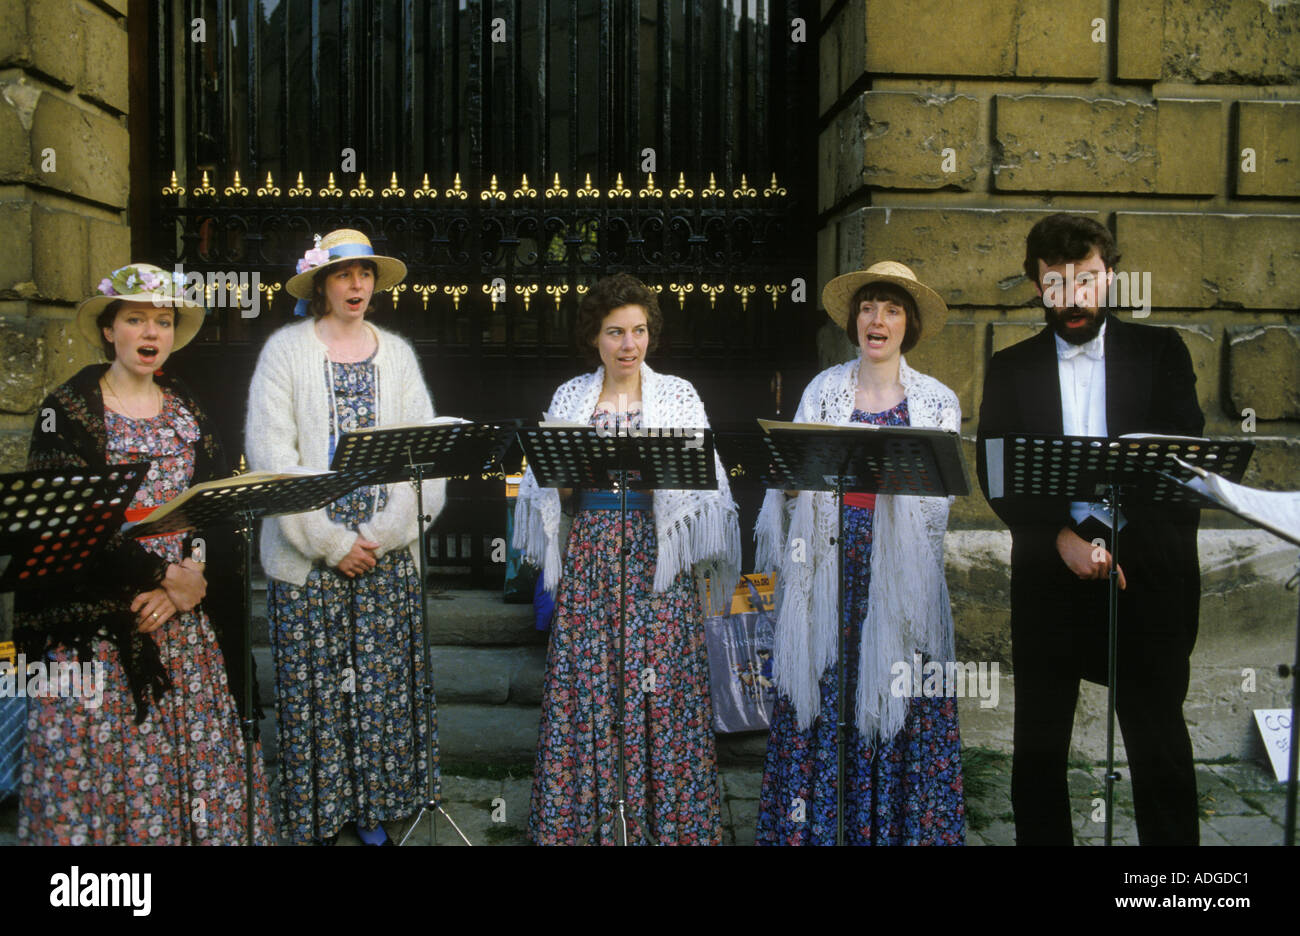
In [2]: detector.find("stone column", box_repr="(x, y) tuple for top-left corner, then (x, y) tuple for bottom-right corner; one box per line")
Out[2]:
(0, 0), (131, 637)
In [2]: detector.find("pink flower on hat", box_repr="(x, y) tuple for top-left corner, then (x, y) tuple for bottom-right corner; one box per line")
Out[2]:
(296, 246), (330, 274)
(97, 278), (115, 296)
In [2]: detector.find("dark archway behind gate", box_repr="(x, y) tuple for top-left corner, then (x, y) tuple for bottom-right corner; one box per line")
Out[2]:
(133, 0), (821, 583)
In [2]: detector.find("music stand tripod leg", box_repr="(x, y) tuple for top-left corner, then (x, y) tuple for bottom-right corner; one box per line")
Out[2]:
(835, 478), (846, 848)
(1104, 484), (1121, 847)
(584, 468), (646, 846)
(240, 512), (257, 846)
(399, 458), (470, 847)
(1285, 565), (1299, 847)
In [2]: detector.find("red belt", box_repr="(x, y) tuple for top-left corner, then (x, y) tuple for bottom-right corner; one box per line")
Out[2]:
(843, 492), (876, 511)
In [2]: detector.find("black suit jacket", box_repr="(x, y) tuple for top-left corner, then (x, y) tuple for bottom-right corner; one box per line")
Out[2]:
(976, 315), (1203, 616)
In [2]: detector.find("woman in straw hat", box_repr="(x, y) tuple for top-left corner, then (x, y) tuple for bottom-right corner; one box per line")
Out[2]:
(14, 263), (275, 845)
(245, 229), (444, 846)
(753, 261), (965, 845)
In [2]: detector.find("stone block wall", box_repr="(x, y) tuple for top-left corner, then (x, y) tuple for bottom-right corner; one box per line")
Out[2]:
(0, 1), (130, 638)
(817, 0), (1300, 758)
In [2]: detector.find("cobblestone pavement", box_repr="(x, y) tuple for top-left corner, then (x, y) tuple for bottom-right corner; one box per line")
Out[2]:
(2, 753), (1288, 845)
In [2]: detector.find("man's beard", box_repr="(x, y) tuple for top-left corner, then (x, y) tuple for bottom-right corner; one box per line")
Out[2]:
(1044, 303), (1105, 345)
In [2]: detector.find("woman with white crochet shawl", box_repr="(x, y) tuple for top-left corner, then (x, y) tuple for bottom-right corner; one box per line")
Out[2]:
(513, 274), (741, 845)
(753, 261), (965, 846)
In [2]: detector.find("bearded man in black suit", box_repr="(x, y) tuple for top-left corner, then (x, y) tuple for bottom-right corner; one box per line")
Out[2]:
(976, 214), (1204, 846)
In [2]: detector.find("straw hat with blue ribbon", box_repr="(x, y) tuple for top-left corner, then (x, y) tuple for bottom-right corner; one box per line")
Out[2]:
(285, 229), (407, 316)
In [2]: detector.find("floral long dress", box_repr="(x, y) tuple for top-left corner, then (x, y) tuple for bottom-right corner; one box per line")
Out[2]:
(265, 356), (434, 844)
(18, 391), (275, 845)
(755, 400), (965, 846)
(529, 407), (723, 845)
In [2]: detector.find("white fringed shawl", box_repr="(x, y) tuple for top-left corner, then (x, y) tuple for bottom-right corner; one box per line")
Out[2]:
(754, 357), (960, 742)
(512, 362), (741, 617)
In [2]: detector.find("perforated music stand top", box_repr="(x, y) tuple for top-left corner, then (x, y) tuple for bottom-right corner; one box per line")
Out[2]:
(763, 424), (969, 497)
(329, 421), (519, 484)
(517, 426), (716, 491)
(127, 470), (367, 538)
(0, 463), (146, 591)
(985, 434), (1254, 504)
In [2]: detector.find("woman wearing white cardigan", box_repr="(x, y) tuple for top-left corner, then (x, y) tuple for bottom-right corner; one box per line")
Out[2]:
(753, 261), (965, 846)
(513, 273), (741, 845)
(245, 229), (444, 846)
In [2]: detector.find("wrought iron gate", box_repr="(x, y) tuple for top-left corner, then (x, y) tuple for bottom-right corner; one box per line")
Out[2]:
(138, 0), (820, 583)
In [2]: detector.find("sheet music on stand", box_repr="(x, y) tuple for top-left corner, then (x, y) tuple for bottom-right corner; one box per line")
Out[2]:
(0, 463), (147, 591)
(1164, 456), (1300, 547)
(124, 470), (367, 538)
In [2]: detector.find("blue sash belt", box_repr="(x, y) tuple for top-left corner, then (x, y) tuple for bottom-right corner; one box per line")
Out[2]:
(575, 490), (653, 511)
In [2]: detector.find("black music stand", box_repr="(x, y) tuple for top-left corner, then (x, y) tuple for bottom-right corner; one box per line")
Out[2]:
(331, 420), (518, 847)
(984, 433), (1253, 846)
(516, 424), (715, 846)
(0, 465), (146, 591)
(1160, 456), (1300, 847)
(761, 421), (968, 846)
(128, 469), (372, 846)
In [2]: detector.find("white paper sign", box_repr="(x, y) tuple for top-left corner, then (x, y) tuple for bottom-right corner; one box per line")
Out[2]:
(1253, 708), (1293, 782)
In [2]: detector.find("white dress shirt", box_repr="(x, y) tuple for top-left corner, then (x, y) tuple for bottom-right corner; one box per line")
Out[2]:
(1055, 320), (1123, 529)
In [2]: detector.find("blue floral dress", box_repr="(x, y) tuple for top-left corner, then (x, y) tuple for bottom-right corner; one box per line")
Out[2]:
(528, 407), (723, 845)
(265, 356), (435, 843)
(18, 391), (275, 845)
(755, 400), (965, 846)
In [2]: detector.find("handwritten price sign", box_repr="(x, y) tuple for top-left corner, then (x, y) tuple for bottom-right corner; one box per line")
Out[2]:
(1254, 709), (1293, 782)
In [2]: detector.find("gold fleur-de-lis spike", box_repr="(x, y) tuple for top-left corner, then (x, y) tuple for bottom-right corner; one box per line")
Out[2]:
(576, 173), (598, 199)
(607, 173), (632, 198)
(388, 282), (407, 308)
(412, 173), (435, 199)
(288, 172), (312, 198)
(764, 283), (790, 307)
(514, 283), (538, 311)
(545, 172), (568, 199)
(545, 283), (570, 309)
(236, 454), (247, 475)
(223, 171), (248, 197)
(702, 172), (724, 198)
(701, 283), (725, 307)
(412, 283), (438, 309)
(381, 172), (406, 198)
(350, 172), (375, 198)
(639, 172), (664, 198)
(258, 280), (282, 301)
(193, 170), (216, 197)
(482, 281), (507, 305)
(764, 172), (787, 197)
(319, 172), (343, 198)
(733, 284), (756, 310)
(669, 282), (695, 304)
(575, 283), (590, 295)
(443, 284), (468, 309)
(162, 170), (184, 196)
(481, 174), (506, 201)
(732, 173), (757, 198)
(669, 172), (694, 199)
(513, 173), (538, 198)
(257, 171), (281, 197)
(445, 173), (468, 200)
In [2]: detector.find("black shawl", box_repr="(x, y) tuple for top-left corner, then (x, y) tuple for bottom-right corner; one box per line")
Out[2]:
(14, 363), (256, 726)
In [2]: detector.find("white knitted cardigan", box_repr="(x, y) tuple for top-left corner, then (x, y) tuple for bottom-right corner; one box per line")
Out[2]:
(513, 362), (741, 617)
(754, 356), (960, 741)
(244, 318), (446, 586)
